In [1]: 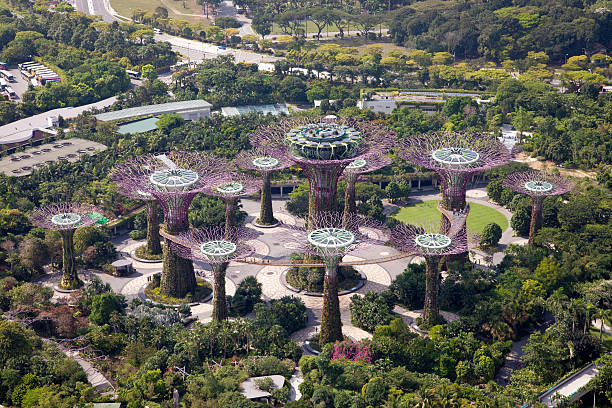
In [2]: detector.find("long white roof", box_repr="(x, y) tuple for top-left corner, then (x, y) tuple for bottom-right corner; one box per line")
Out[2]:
(95, 99), (212, 122)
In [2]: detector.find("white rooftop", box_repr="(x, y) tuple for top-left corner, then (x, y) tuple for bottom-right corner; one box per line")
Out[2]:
(95, 100), (212, 122)
(221, 103), (289, 117)
(239, 375), (285, 400)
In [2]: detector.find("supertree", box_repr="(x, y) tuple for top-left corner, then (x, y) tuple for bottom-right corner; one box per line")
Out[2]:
(503, 171), (574, 245)
(396, 132), (511, 258)
(29, 202), (104, 289)
(251, 116), (395, 226)
(114, 184), (162, 256)
(203, 172), (262, 239)
(342, 154), (392, 227)
(234, 146), (293, 227)
(111, 152), (231, 298)
(285, 212), (382, 345)
(391, 221), (468, 327)
(169, 226), (256, 321)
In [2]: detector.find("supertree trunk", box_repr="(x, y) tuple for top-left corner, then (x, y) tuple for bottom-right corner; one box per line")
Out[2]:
(60, 229), (80, 289)
(423, 256), (441, 327)
(440, 171), (469, 266)
(529, 197), (544, 246)
(258, 172), (276, 225)
(160, 195), (196, 298)
(146, 201), (162, 255)
(307, 166), (342, 228)
(343, 174), (357, 229)
(212, 262), (228, 321)
(320, 256), (343, 345)
(224, 198), (237, 239)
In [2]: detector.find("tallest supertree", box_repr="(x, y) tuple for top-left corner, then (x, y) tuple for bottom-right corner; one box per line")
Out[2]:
(252, 116), (395, 226)
(397, 132), (512, 260)
(111, 152), (230, 298)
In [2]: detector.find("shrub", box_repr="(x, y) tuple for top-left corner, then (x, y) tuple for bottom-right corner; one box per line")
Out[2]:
(243, 356), (295, 378)
(89, 292), (124, 325)
(362, 377), (387, 406)
(389, 264), (426, 309)
(349, 291), (395, 332)
(480, 223), (502, 247)
(254, 376), (275, 392)
(229, 276), (262, 316)
(332, 340), (374, 363)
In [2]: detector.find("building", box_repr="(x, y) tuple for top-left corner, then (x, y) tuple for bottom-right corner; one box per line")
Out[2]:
(95, 100), (212, 122)
(239, 375), (286, 403)
(357, 90), (489, 114)
(220, 103), (289, 117)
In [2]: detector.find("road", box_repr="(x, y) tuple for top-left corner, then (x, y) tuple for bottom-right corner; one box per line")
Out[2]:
(72, 0), (118, 22)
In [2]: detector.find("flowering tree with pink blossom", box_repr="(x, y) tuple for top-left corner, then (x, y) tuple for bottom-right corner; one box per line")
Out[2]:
(332, 339), (374, 363)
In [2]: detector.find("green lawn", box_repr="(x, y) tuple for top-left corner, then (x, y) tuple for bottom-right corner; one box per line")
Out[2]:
(391, 200), (508, 234)
(589, 326), (612, 350)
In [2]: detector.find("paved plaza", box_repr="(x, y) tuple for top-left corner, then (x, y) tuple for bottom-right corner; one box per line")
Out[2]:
(39, 188), (523, 351)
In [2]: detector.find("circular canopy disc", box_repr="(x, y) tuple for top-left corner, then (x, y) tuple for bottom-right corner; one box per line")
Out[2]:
(414, 233), (452, 251)
(346, 158), (367, 171)
(51, 212), (82, 228)
(308, 227), (355, 250)
(149, 168), (199, 192)
(200, 240), (237, 260)
(252, 156), (279, 169)
(432, 147), (480, 166)
(285, 123), (362, 160)
(524, 180), (554, 193)
(216, 182), (245, 196)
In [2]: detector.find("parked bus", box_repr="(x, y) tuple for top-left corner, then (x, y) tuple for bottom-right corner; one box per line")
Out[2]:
(20, 70), (33, 80)
(0, 70), (15, 82)
(4, 86), (17, 98)
(19, 61), (37, 69)
(0, 78), (6, 90)
(126, 69), (141, 80)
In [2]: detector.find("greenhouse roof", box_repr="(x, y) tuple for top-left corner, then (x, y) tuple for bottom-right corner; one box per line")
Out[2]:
(95, 100), (212, 122)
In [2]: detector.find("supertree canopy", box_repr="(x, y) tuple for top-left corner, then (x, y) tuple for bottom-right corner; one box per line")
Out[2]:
(503, 171), (574, 245)
(111, 152), (231, 298)
(397, 132), (512, 212)
(391, 221), (467, 327)
(252, 116), (395, 226)
(203, 172), (262, 239)
(114, 184), (162, 256)
(29, 202), (104, 289)
(342, 154), (392, 227)
(235, 146), (293, 227)
(286, 212), (382, 345)
(169, 226), (256, 321)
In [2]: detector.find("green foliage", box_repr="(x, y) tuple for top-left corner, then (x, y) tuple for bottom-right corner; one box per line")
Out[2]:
(480, 223), (503, 247)
(155, 113), (184, 132)
(89, 292), (124, 325)
(389, 263), (426, 310)
(361, 376), (387, 405)
(349, 291), (395, 332)
(254, 296), (307, 335)
(229, 276), (262, 316)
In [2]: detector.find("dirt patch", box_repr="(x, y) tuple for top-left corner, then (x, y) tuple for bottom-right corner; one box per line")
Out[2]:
(514, 153), (595, 179)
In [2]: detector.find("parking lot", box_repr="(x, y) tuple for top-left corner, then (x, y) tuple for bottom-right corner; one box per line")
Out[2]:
(3, 67), (32, 99)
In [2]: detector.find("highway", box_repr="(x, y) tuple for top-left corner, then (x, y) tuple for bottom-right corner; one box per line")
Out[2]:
(72, 0), (118, 22)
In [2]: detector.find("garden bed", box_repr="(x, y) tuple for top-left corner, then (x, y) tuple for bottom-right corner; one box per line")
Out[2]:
(285, 263), (361, 294)
(145, 278), (212, 305)
(134, 245), (163, 261)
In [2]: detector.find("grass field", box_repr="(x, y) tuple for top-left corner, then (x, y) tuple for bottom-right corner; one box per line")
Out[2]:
(391, 200), (509, 234)
(111, 0), (212, 23)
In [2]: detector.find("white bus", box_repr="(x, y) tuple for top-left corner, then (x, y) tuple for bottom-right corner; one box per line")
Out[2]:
(19, 62), (38, 69)
(5, 86), (17, 98)
(0, 70), (15, 82)
(126, 69), (141, 80)
(0, 78), (6, 89)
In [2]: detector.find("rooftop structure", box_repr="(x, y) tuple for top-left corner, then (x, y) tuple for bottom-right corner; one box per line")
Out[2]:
(95, 100), (212, 122)
(357, 89), (490, 114)
(239, 375), (285, 400)
(391, 221), (468, 327)
(221, 103), (289, 117)
(29, 202), (105, 289)
(503, 171), (574, 245)
(0, 96), (117, 150)
(170, 226), (257, 321)
(111, 152), (231, 298)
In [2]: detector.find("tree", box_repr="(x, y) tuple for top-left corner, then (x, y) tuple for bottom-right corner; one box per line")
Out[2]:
(0, 320), (33, 367)
(511, 202), (531, 236)
(18, 238), (49, 271)
(230, 276), (262, 315)
(480, 223), (502, 247)
(252, 13), (272, 38)
(89, 292), (124, 325)
(309, 8), (328, 40)
(362, 377), (387, 406)
(156, 113), (184, 132)
(141, 64), (157, 81)
(154, 6), (168, 18)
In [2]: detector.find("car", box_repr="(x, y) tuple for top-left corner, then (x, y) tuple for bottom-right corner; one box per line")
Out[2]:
(217, 45), (226, 50)
(153, 28), (161, 34)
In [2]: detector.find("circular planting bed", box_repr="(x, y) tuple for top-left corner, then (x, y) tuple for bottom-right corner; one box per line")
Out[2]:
(145, 277), (212, 305)
(134, 245), (163, 262)
(285, 254), (362, 294)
